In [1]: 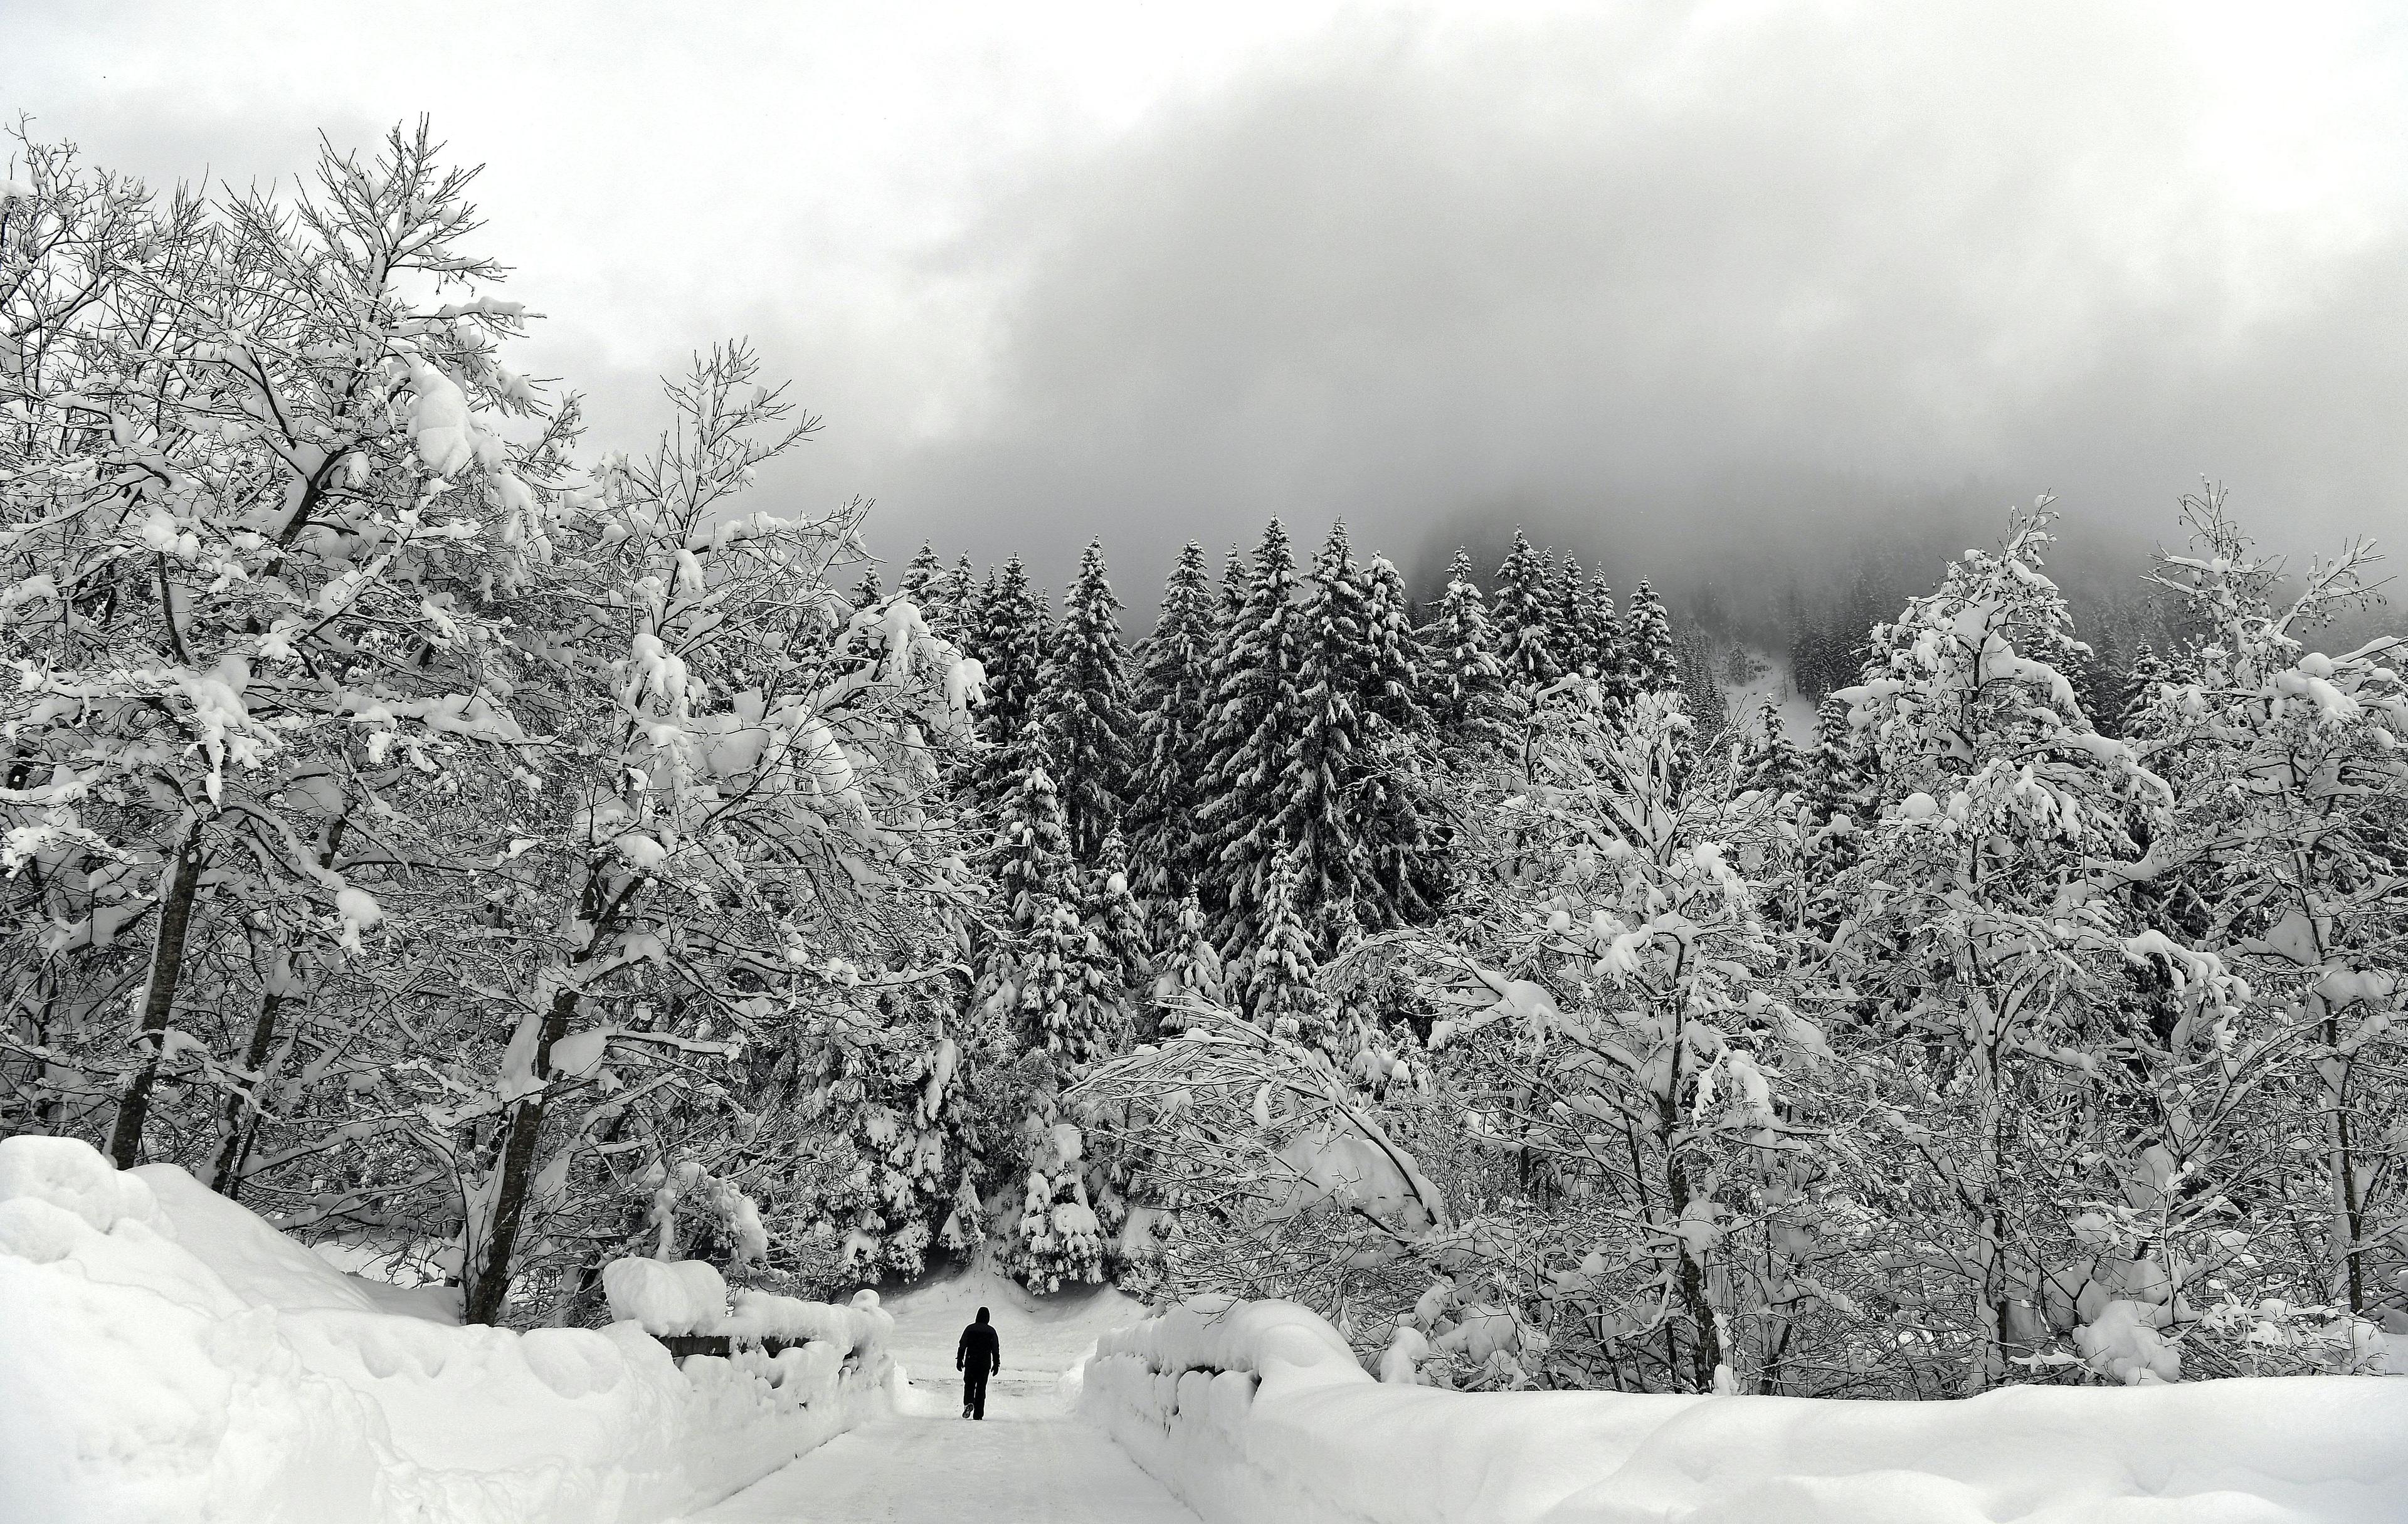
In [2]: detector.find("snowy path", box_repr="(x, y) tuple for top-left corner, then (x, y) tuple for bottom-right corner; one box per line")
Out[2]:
(683, 1269), (1199, 1524)
(685, 1414), (1198, 1523)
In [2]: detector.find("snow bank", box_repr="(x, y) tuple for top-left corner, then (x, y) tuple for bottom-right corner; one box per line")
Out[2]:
(0, 1137), (889, 1524)
(1080, 1296), (2408, 1524)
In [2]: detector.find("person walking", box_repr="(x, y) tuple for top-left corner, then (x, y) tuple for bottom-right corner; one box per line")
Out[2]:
(956, 1306), (1002, 1419)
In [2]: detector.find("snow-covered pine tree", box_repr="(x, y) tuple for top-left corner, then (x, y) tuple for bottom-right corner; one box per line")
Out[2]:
(1127, 542), (1220, 910)
(1219, 541), (1255, 623)
(1420, 547), (1510, 751)
(1085, 831), (1155, 1017)
(1672, 622), (1728, 741)
(1239, 851), (1331, 1047)
(1623, 580), (1679, 694)
(851, 564), (884, 608)
(1148, 892), (1226, 1037)
(1275, 522), (1379, 952)
(972, 555), (1051, 799)
(1040, 540), (1133, 863)
(1587, 572), (1632, 710)
(1735, 699), (1805, 797)
(2117, 640), (2173, 740)
(1195, 520), (1309, 955)
(1492, 529), (1561, 695)
(900, 540), (948, 622)
(1554, 553), (1592, 676)
(1354, 553), (1447, 928)
(801, 978), (972, 1282)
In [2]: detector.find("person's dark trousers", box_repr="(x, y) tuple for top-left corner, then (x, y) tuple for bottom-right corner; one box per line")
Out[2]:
(963, 1366), (990, 1419)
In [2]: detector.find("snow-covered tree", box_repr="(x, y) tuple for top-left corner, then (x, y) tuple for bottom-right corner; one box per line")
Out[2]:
(972, 555), (1050, 799)
(1420, 547), (1509, 750)
(1195, 520), (1309, 953)
(1734, 700), (1805, 799)
(1127, 542), (1220, 910)
(1040, 540), (1133, 863)
(1491, 530), (1561, 695)
(1623, 580), (1678, 695)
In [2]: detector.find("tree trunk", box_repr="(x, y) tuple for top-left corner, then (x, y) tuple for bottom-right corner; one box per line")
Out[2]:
(461, 980), (580, 1326)
(1663, 1146), (1724, 1392)
(106, 830), (207, 1169)
(207, 984), (288, 1196)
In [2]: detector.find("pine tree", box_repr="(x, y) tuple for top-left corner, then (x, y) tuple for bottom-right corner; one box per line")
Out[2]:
(1196, 520), (1309, 954)
(1239, 851), (1334, 1048)
(1354, 553), (1447, 927)
(1587, 573), (1631, 710)
(1128, 542), (1221, 909)
(901, 540), (945, 602)
(1555, 553), (1592, 676)
(1040, 540), (1133, 862)
(1277, 522), (1378, 952)
(1220, 542), (1255, 624)
(1492, 530), (1561, 694)
(1735, 698), (1805, 797)
(1085, 831), (1154, 1019)
(1421, 547), (1508, 749)
(1148, 892), (1225, 1036)
(899, 540), (949, 628)
(991, 732), (1073, 930)
(1672, 622), (1728, 741)
(973, 556), (1051, 799)
(1809, 696), (1874, 826)
(851, 564), (884, 609)
(2118, 641), (2173, 740)
(1624, 580), (1678, 693)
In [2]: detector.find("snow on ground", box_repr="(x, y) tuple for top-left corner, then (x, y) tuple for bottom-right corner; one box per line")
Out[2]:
(683, 1413), (1200, 1524)
(681, 1263), (1195, 1523)
(0, 1136), (889, 1524)
(1083, 1296), (2408, 1524)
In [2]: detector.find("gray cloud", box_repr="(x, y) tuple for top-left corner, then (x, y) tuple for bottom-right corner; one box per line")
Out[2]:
(837, 8), (2408, 609)
(12, 3), (2404, 623)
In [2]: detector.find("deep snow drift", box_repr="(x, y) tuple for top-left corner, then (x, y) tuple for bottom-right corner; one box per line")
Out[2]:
(1081, 1296), (2408, 1524)
(0, 1136), (892, 1524)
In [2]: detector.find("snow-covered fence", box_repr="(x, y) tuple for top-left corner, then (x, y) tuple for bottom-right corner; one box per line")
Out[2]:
(0, 1136), (894, 1524)
(1079, 1296), (2408, 1524)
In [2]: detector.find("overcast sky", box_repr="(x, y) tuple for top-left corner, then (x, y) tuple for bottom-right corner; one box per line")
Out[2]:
(12, 1), (2407, 609)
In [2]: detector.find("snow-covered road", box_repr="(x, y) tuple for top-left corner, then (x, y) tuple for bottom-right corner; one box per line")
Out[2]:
(684, 1268), (1198, 1523)
(685, 1414), (1199, 1523)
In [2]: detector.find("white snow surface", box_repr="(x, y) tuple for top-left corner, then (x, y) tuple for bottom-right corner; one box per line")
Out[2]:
(682, 1264), (1193, 1523)
(1081, 1296), (2408, 1524)
(0, 1136), (889, 1524)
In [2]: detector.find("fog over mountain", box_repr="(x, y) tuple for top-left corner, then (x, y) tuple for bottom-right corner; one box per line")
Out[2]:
(15, 2), (2405, 626)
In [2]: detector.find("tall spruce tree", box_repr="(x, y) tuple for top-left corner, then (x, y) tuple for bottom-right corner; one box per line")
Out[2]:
(1624, 579), (1678, 693)
(900, 540), (945, 604)
(1196, 520), (1309, 954)
(1354, 553), (1446, 927)
(2118, 640), (2173, 740)
(1735, 698), (1805, 797)
(1277, 523), (1378, 952)
(1128, 542), (1222, 909)
(1422, 547), (1509, 749)
(973, 556), (1051, 799)
(1041, 540), (1133, 862)
(1492, 529), (1561, 695)
(1555, 552), (1592, 676)
(1240, 850), (1332, 1047)
(1587, 572), (1632, 710)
